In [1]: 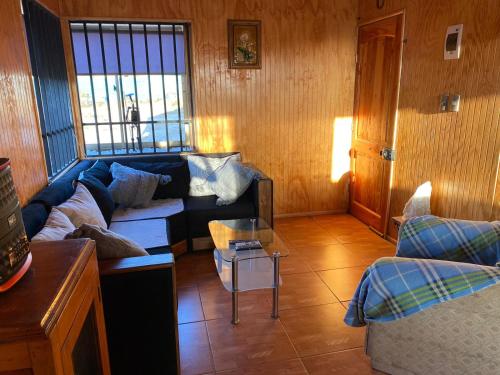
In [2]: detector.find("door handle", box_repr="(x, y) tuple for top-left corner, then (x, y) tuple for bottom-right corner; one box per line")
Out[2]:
(380, 147), (396, 161)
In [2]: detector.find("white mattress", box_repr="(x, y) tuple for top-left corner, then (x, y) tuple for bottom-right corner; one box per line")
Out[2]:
(109, 219), (169, 249)
(111, 198), (184, 222)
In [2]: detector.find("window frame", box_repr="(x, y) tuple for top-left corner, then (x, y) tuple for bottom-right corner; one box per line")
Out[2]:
(23, 0), (79, 179)
(68, 20), (196, 157)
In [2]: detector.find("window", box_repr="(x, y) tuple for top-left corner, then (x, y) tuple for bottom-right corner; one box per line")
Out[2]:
(70, 22), (194, 155)
(23, 0), (78, 178)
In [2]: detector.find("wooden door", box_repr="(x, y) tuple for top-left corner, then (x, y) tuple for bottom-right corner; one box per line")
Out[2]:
(350, 14), (404, 234)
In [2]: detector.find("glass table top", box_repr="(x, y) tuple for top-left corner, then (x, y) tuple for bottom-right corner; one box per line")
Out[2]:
(208, 218), (289, 261)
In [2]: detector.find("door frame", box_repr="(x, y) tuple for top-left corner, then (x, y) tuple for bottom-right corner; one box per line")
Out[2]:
(350, 10), (406, 237)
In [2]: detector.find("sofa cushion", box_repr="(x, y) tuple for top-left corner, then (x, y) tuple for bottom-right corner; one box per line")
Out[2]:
(22, 203), (49, 240)
(184, 190), (255, 238)
(207, 160), (256, 206)
(111, 199), (184, 222)
(66, 223), (149, 259)
(128, 161), (190, 199)
(32, 208), (75, 242)
(78, 174), (115, 226)
(109, 219), (169, 249)
(85, 160), (112, 186)
(108, 163), (170, 208)
(187, 154), (241, 197)
(31, 160), (93, 208)
(57, 182), (107, 228)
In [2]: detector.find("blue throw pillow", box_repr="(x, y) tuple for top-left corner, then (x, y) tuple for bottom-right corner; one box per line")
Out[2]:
(78, 173), (115, 226)
(85, 160), (112, 186)
(128, 161), (190, 199)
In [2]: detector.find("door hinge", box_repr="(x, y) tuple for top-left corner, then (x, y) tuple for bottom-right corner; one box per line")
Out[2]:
(349, 148), (357, 158)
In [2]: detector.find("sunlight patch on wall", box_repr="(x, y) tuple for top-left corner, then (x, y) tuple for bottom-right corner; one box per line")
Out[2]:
(331, 117), (353, 183)
(195, 116), (235, 152)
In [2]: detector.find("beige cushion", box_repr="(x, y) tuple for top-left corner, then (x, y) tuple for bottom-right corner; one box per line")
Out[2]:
(66, 223), (149, 260)
(57, 182), (107, 229)
(32, 208), (76, 242)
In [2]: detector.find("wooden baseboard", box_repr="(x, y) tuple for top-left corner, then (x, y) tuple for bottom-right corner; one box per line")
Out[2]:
(274, 209), (347, 219)
(192, 237), (215, 252)
(171, 240), (188, 257)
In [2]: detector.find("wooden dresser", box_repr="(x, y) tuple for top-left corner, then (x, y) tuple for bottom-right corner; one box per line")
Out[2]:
(0, 239), (111, 375)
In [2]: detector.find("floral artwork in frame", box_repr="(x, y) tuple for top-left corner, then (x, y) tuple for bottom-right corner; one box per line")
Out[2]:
(228, 20), (261, 69)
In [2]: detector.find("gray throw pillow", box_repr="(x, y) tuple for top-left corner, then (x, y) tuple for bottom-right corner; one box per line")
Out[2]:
(207, 160), (255, 206)
(108, 162), (171, 208)
(65, 223), (149, 260)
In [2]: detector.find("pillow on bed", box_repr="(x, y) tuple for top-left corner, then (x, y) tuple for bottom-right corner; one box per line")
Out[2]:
(57, 182), (107, 229)
(32, 208), (76, 242)
(187, 154), (241, 196)
(65, 223), (149, 260)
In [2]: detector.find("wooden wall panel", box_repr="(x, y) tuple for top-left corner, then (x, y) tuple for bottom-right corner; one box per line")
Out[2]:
(37, 0), (60, 15)
(0, 0), (48, 205)
(359, 0), (500, 227)
(60, 0), (358, 216)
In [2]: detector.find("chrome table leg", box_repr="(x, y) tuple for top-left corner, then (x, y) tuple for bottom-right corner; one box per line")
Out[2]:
(272, 251), (280, 319)
(231, 255), (239, 325)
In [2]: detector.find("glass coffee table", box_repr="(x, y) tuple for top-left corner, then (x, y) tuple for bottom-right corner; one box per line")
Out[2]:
(209, 218), (289, 324)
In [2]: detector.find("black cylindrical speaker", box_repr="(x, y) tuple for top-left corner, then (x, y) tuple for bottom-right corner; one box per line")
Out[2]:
(0, 158), (31, 292)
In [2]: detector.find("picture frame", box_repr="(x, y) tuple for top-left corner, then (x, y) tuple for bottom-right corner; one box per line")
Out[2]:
(228, 20), (261, 69)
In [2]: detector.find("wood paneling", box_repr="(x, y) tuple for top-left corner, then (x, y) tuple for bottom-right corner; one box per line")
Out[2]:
(60, 0), (358, 216)
(0, 0), (47, 205)
(359, 0), (500, 231)
(36, 0), (60, 15)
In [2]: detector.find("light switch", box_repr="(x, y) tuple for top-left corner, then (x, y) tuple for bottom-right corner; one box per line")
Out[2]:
(449, 94), (460, 112)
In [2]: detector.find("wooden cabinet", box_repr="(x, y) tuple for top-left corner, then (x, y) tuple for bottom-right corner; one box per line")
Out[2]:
(0, 239), (110, 375)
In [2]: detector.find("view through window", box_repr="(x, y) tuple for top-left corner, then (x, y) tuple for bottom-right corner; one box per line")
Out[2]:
(70, 22), (194, 155)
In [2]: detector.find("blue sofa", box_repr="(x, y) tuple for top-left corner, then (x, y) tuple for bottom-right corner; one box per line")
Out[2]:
(22, 152), (273, 253)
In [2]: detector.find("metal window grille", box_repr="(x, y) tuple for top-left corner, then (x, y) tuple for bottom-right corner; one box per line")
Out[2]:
(23, 0), (78, 178)
(69, 21), (194, 156)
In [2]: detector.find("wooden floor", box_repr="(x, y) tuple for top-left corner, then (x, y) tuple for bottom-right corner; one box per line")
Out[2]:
(176, 214), (394, 374)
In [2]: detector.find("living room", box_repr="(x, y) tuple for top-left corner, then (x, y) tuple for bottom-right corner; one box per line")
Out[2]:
(0, 0), (498, 374)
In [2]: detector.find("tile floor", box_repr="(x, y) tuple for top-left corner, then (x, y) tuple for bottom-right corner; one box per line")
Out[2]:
(176, 214), (395, 374)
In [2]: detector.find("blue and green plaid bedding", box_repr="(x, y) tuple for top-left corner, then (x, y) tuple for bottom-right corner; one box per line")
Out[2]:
(397, 215), (500, 266)
(344, 215), (500, 327)
(344, 257), (500, 327)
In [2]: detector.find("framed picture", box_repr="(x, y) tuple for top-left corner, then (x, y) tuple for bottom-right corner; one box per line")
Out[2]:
(228, 20), (261, 69)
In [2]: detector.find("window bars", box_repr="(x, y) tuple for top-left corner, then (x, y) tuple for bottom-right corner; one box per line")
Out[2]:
(70, 22), (194, 155)
(24, 0), (78, 178)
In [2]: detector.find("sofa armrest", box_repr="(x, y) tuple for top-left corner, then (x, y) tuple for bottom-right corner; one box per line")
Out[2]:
(98, 253), (179, 374)
(98, 253), (175, 276)
(244, 163), (274, 228)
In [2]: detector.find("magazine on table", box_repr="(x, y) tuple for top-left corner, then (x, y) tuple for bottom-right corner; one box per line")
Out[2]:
(229, 239), (263, 251)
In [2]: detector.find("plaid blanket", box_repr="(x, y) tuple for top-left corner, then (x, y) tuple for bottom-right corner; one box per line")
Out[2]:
(397, 215), (500, 266)
(344, 257), (500, 327)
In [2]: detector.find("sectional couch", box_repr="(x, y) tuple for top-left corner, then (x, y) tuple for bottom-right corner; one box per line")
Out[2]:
(21, 152), (273, 374)
(22, 152), (273, 253)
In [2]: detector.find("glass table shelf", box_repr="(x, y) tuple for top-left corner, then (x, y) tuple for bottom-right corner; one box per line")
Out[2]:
(209, 218), (289, 325)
